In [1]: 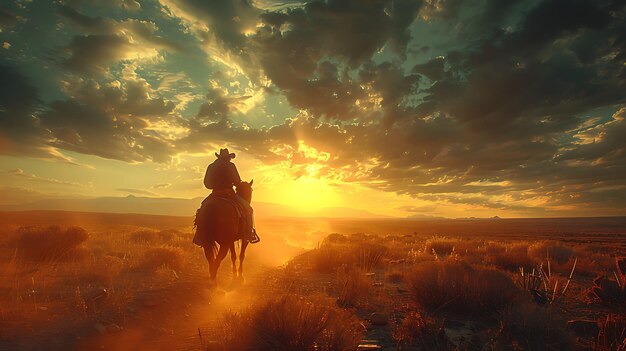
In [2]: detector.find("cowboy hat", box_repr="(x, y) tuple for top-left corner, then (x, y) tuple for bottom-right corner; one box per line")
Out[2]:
(215, 148), (236, 159)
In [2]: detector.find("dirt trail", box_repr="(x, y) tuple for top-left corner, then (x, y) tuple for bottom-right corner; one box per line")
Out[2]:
(74, 262), (281, 351)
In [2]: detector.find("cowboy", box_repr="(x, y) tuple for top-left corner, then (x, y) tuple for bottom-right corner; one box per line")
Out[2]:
(204, 148), (257, 243)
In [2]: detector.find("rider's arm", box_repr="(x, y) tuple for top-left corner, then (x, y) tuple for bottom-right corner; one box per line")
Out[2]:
(230, 162), (242, 185)
(203, 164), (213, 189)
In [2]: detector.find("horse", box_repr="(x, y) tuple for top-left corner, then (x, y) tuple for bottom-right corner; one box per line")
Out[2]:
(193, 180), (253, 284)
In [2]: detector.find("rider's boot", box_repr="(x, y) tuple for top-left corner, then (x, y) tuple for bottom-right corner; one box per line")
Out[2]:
(249, 228), (260, 243)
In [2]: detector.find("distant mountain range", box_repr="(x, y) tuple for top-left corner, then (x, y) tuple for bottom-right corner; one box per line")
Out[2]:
(0, 195), (390, 219)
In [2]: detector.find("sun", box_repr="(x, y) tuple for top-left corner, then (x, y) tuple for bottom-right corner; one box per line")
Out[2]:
(268, 175), (343, 212)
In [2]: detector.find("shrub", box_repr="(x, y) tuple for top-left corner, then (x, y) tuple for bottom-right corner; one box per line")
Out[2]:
(392, 311), (454, 350)
(487, 243), (535, 272)
(350, 242), (388, 271)
(309, 245), (356, 273)
(571, 254), (613, 277)
(16, 226), (89, 262)
(528, 241), (574, 264)
(323, 233), (349, 245)
(425, 237), (456, 257)
(499, 302), (575, 350)
(129, 229), (160, 244)
(336, 266), (371, 307)
(78, 255), (124, 286)
(138, 246), (184, 271)
(595, 315), (626, 351)
(408, 260), (520, 316)
(158, 229), (184, 242)
(215, 295), (364, 351)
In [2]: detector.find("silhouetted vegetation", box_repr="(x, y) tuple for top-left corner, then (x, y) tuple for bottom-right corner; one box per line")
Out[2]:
(15, 225), (89, 262)
(499, 302), (575, 350)
(215, 295), (364, 351)
(392, 311), (453, 350)
(138, 246), (185, 271)
(408, 260), (520, 316)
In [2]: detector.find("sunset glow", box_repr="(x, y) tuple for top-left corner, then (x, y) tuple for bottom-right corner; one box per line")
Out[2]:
(0, 0), (625, 219)
(1, 2), (625, 350)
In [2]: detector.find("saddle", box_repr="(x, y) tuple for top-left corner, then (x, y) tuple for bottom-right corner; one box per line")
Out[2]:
(193, 190), (259, 246)
(203, 190), (245, 220)
(197, 190), (247, 238)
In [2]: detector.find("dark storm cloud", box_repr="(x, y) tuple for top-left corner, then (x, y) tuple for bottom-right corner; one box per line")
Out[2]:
(250, 0), (423, 119)
(196, 87), (251, 122)
(0, 8), (18, 29)
(39, 78), (176, 162)
(65, 0), (141, 11)
(412, 56), (445, 81)
(427, 0), (625, 137)
(558, 108), (626, 166)
(163, 0), (260, 50)
(0, 64), (48, 157)
(58, 5), (184, 74)
(164, 0), (423, 119)
(58, 5), (116, 33)
(62, 34), (133, 74)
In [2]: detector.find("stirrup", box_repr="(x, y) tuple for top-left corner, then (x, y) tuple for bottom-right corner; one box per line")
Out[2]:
(249, 229), (260, 244)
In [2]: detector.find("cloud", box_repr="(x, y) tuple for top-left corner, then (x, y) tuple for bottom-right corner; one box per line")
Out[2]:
(33, 73), (178, 163)
(7, 168), (87, 187)
(396, 204), (437, 213)
(58, 6), (184, 74)
(0, 63), (52, 157)
(152, 183), (171, 189)
(0, 8), (19, 30)
(3, 0), (626, 215)
(161, 0), (259, 50)
(64, 0), (141, 11)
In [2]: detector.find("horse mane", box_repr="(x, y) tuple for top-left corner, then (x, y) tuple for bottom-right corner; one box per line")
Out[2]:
(236, 181), (253, 203)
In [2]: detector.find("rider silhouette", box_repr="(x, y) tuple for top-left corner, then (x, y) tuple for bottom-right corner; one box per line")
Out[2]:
(204, 148), (257, 243)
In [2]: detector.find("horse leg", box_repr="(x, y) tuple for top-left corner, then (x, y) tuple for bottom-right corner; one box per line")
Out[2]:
(210, 245), (229, 281)
(238, 240), (249, 279)
(203, 246), (214, 271)
(203, 245), (217, 288)
(229, 242), (237, 278)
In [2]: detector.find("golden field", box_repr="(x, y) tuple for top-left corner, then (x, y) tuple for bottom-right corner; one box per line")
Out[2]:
(0, 211), (624, 351)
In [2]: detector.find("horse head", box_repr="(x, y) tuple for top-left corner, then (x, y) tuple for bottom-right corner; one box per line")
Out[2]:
(236, 179), (253, 203)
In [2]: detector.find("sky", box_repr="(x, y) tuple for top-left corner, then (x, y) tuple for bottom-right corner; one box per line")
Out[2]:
(0, 0), (625, 218)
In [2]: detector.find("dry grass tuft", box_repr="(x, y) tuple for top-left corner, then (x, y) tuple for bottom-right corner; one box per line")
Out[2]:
(158, 229), (183, 242)
(138, 246), (184, 271)
(528, 241), (574, 264)
(215, 295), (364, 351)
(595, 315), (626, 351)
(350, 241), (388, 271)
(129, 229), (160, 244)
(15, 226), (89, 262)
(425, 237), (457, 257)
(309, 245), (356, 273)
(392, 311), (454, 350)
(77, 255), (125, 286)
(323, 233), (349, 245)
(336, 266), (371, 307)
(408, 260), (520, 315)
(499, 302), (575, 350)
(486, 243), (535, 272)
(308, 237), (389, 273)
